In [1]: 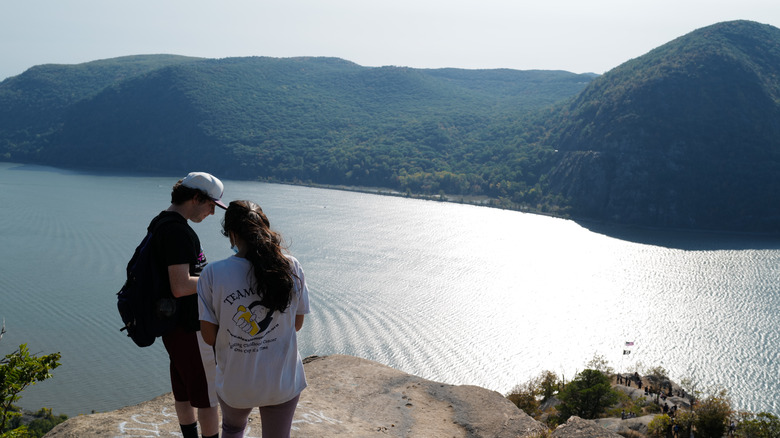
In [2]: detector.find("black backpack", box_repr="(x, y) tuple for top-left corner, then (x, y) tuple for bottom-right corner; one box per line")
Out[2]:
(117, 216), (178, 347)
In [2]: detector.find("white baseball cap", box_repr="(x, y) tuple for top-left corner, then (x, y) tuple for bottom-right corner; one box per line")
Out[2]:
(181, 172), (227, 210)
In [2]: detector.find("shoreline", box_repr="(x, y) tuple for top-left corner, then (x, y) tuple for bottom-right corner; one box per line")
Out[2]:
(5, 160), (780, 239)
(281, 179), (780, 242)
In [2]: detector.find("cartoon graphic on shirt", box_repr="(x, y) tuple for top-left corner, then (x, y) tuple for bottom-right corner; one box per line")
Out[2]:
(232, 301), (274, 336)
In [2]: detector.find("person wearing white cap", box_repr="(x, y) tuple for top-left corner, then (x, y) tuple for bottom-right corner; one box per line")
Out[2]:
(145, 171), (227, 438)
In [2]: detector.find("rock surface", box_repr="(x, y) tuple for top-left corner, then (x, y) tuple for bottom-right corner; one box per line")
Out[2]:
(594, 415), (654, 436)
(552, 416), (624, 438)
(44, 354), (551, 437)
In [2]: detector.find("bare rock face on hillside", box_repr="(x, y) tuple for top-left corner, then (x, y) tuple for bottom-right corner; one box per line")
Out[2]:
(44, 354), (549, 437)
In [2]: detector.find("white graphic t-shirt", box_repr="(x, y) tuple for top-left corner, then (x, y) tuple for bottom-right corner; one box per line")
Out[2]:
(197, 254), (310, 408)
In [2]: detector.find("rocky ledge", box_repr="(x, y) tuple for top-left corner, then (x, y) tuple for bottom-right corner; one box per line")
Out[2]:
(44, 354), (620, 437)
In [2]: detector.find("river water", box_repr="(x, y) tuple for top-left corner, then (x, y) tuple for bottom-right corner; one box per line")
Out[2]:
(1, 162), (778, 416)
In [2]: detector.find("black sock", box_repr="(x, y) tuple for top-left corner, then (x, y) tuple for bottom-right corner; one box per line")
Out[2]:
(180, 422), (198, 438)
(202, 434), (219, 438)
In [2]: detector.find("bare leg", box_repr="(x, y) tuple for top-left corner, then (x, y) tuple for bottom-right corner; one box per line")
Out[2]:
(199, 405), (220, 437)
(175, 400), (197, 425)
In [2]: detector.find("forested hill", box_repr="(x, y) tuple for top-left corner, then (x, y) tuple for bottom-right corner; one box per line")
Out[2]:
(0, 55), (592, 202)
(542, 20), (780, 232)
(3, 20), (780, 233)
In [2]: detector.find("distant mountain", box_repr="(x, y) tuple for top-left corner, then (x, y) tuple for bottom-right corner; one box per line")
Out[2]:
(0, 55), (201, 153)
(543, 20), (780, 232)
(0, 55), (591, 198)
(3, 20), (780, 233)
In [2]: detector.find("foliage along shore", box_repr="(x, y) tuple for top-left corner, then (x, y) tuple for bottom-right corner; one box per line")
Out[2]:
(505, 356), (779, 438)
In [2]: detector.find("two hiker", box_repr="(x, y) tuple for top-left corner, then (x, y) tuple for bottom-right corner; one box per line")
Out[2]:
(139, 172), (309, 438)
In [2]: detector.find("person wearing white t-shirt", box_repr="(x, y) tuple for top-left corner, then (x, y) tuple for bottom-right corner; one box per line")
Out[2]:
(197, 200), (310, 438)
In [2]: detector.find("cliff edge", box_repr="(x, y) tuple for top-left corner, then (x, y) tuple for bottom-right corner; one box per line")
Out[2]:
(44, 354), (554, 437)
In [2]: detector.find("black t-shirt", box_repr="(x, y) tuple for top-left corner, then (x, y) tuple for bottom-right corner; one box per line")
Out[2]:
(149, 211), (207, 332)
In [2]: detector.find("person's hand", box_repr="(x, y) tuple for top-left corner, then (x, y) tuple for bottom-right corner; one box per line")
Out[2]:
(233, 305), (260, 335)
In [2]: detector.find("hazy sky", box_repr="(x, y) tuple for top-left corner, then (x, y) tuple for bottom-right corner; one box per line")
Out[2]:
(2, 0), (780, 81)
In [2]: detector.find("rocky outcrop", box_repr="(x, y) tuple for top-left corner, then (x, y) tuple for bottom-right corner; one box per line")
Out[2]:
(44, 354), (553, 437)
(552, 416), (624, 438)
(594, 415), (654, 436)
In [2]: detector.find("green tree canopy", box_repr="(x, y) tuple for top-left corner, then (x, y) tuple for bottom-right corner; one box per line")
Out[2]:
(557, 369), (619, 420)
(694, 389), (733, 438)
(737, 412), (780, 438)
(0, 344), (62, 433)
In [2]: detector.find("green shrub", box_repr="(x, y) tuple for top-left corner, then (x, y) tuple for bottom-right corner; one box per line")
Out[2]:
(0, 322), (64, 438)
(0, 426), (31, 438)
(647, 414), (672, 438)
(736, 411), (780, 438)
(694, 389), (732, 438)
(0, 344), (61, 433)
(24, 408), (66, 438)
(506, 370), (560, 418)
(537, 370), (560, 402)
(605, 391), (641, 418)
(507, 381), (540, 416)
(557, 369), (618, 420)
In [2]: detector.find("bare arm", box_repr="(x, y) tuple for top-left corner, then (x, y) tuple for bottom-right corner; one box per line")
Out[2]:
(295, 314), (305, 332)
(168, 263), (198, 298)
(200, 320), (218, 346)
